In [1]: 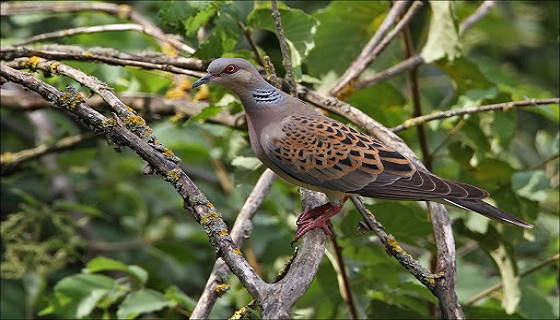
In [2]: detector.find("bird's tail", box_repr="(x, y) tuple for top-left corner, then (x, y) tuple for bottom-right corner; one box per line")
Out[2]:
(445, 198), (533, 228)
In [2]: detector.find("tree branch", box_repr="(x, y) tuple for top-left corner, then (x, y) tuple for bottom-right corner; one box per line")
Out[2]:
(1, 1), (195, 54)
(270, 0), (296, 95)
(191, 169), (277, 319)
(1, 62), (268, 304)
(391, 98), (560, 133)
(459, 1), (496, 35)
(1, 133), (97, 176)
(330, 1), (413, 97)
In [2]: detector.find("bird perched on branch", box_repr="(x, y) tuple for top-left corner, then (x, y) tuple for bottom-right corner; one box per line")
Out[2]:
(192, 58), (532, 242)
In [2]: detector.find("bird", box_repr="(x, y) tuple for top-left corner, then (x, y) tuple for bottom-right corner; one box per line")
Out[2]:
(192, 58), (532, 242)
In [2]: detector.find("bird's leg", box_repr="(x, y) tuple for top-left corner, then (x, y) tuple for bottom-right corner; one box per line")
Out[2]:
(293, 197), (348, 243)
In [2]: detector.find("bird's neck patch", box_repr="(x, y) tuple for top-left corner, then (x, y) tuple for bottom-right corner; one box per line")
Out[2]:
(252, 88), (282, 105)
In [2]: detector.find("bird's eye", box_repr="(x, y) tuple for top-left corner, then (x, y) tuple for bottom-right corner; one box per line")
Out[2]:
(223, 64), (238, 74)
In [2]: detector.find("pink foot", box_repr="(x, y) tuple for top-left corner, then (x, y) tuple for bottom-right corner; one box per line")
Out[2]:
(292, 198), (348, 244)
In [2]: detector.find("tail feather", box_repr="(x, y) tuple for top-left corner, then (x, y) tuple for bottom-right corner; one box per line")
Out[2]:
(445, 198), (533, 228)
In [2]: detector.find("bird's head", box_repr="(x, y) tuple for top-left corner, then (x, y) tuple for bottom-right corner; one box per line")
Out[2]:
(192, 58), (263, 90)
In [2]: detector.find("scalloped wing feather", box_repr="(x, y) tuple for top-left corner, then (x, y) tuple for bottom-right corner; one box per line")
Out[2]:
(262, 115), (489, 200)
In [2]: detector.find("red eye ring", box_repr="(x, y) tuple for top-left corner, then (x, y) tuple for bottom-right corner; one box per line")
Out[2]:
(224, 64), (237, 74)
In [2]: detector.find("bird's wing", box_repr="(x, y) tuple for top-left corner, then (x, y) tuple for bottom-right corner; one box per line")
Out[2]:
(261, 114), (488, 200)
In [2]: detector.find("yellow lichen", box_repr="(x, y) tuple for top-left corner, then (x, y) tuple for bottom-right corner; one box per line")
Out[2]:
(27, 56), (43, 69)
(502, 103), (515, 111)
(60, 90), (85, 109)
(166, 168), (181, 182)
(215, 283), (230, 296)
(387, 237), (404, 253)
(170, 112), (187, 123)
(117, 4), (132, 19)
(162, 43), (178, 57)
(1, 152), (14, 164)
(102, 118), (117, 127)
(200, 212), (220, 225)
(125, 115), (147, 126)
(48, 62), (60, 72)
(193, 84), (209, 102)
(125, 105), (136, 113)
(165, 78), (192, 99)
(336, 83), (356, 101)
(162, 149), (175, 157)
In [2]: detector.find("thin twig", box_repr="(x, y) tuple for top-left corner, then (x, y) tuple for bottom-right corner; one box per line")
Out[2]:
(1, 133), (97, 175)
(1, 45), (206, 77)
(399, 10), (431, 168)
(353, 0), (497, 90)
(459, 1), (496, 35)
(1, 2), (195, 54)
(13, 24), (166, 47)
(351, 196), (437, 291)
(270, 0), (296, 95)
(355, 54), (425, 90)
(328, 235), (359, 319)
(238, 21), (266, 68)
(330, 1), (411, 96)
(466, 253), (560, 306)
(391, 98), (560, 133)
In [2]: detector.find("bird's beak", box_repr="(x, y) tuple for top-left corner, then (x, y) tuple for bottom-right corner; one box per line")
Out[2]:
(192, 73), (213, 88)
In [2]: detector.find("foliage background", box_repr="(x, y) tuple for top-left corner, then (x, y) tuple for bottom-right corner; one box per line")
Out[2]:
(1, 1), (558, 319)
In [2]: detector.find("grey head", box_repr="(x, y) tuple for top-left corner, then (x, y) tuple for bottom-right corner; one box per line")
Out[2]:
(192, 58), (286, 108)
(192, 58), (270, 91)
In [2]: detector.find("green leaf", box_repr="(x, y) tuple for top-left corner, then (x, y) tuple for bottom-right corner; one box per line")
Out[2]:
(86, 257), (130, 273)
(487, 241), (521, 314)
(473, 158), (517, 185)
(247, 3), (318, 71)
(437, 57), (494, 96)
(117, 289), (173, 319)
(365, 202), (433, 244)
(52, 274), (116, 318)
(86, 257), (149, 285)
(448, 141), (475, 169)
(366, 298), (429, 319)
(194, 2), (244, 59)
(347, 83), (407, 127)
(188, 106), (222, 123)
(535, 131), (559, 159)
(491, 110), (517, 148)
(182, 2), (219, 37)
(231, 156), (262, 170)
(511, 171), (550, 201)
(127, 266), (148, 286)
(53, 201), (106, 218)
(455, 87), (499, 109)
(462, 114), (491, 154)
(421, 1), (462, 62)
(456, 224), (523, 314)
(164, 285), (197, 311)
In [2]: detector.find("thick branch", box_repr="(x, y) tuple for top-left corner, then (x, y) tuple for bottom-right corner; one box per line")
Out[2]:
(0, 63), (268, 304)
(191, 169), (277, 319)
